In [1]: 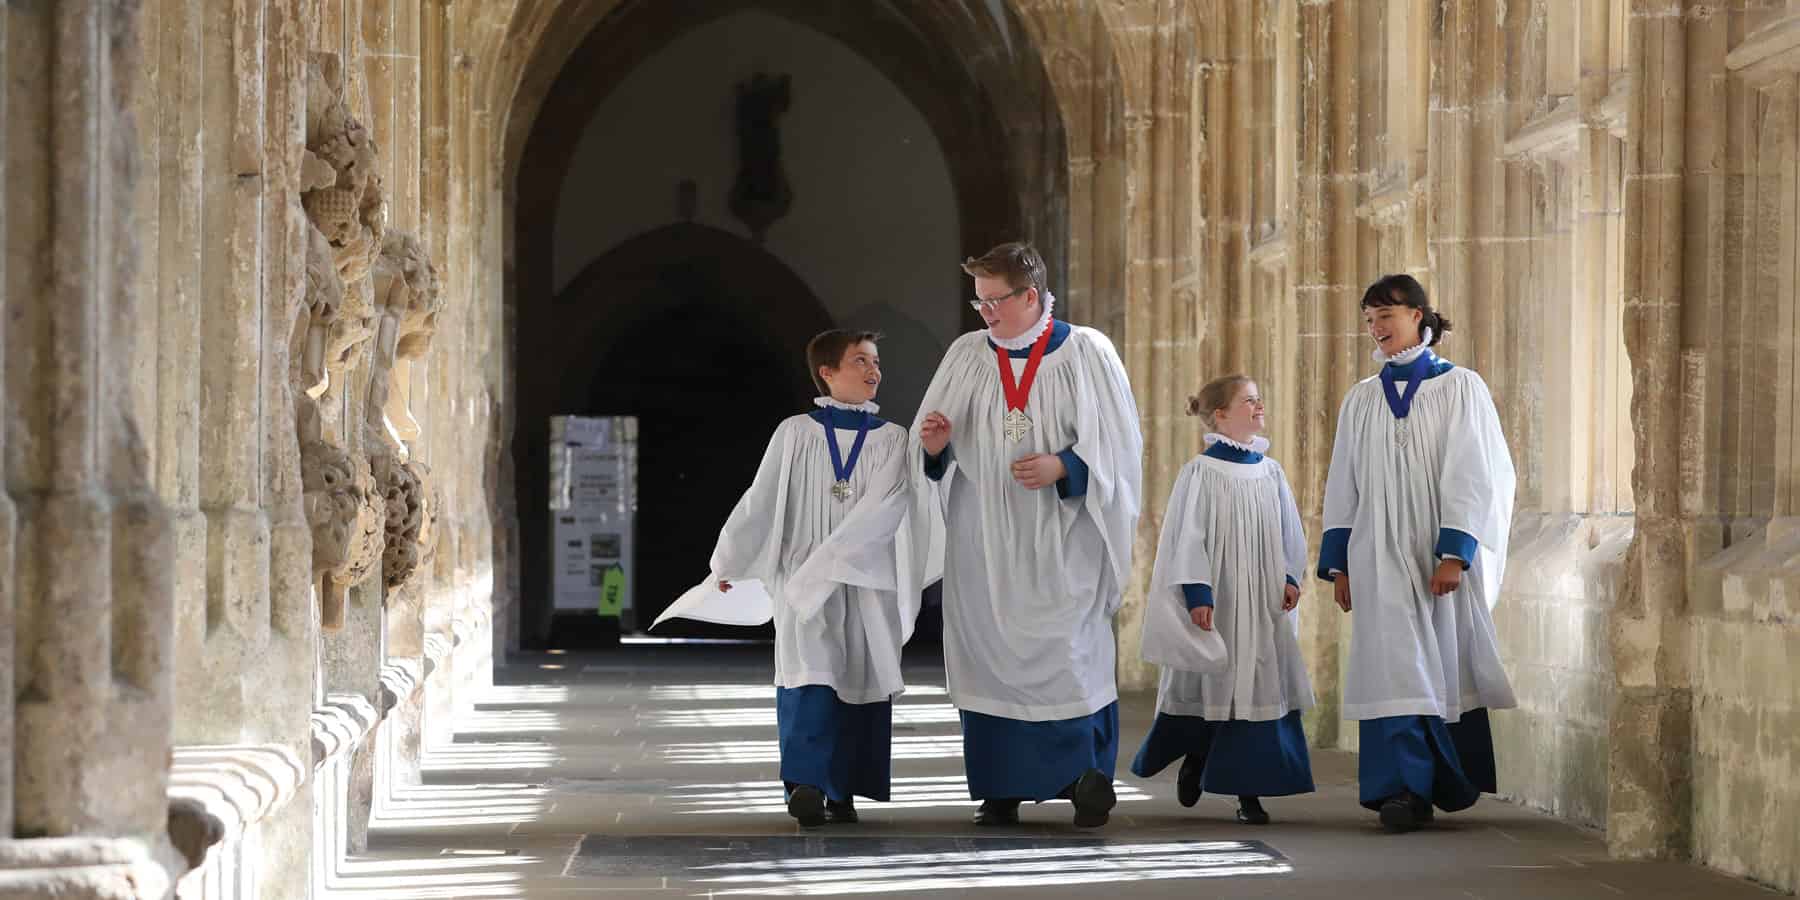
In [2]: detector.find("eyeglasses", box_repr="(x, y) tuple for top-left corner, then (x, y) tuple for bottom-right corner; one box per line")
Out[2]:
(969, 286), (1030, 313)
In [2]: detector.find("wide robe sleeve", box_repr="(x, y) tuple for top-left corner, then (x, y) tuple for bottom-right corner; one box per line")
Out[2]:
(1067, 328), (1145, 609)
(1438, 371), (1517, 611)
(1317, 389), (1361, 582)
(1275, 462), (1309, 612)
(1139, 462), (1229, 672)
(908, 334), (984, 513)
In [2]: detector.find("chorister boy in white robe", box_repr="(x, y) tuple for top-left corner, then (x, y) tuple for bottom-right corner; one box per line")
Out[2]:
(1318, 274), (1518, 833)
(1132, 375), (1315, 825)
(658, 330), (922, 828)
(912, 242), (1144, 828)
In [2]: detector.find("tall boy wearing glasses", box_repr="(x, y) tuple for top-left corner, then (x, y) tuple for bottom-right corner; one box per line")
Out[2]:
(911, 242), (1144, 827)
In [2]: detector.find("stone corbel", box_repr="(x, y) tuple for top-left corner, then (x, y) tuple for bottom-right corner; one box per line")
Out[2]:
(301, 400), (385, 632)
(1247, 228), (1290, 273)
(1728, 14), (1800, 90)
(1503, 95), (1582, 162)
(1593, 74), (1632, 141)
(1355, 171), (1422, 228)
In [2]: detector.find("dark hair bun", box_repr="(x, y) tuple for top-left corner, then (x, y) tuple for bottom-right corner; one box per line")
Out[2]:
(1428, 310), (1453, 342)
(1185, 395), (1203, 417)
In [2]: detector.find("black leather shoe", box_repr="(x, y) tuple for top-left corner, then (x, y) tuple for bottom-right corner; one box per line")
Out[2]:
(1070, 769), (1116, 828)
(1176, 758), (1203, 808)
(1379, 791), (1422, 833)
(824, 798), (859, 824)
(972, 799), (1021, 826)
(787, 785), (826, 827)
(1236, 796), (1270, 825)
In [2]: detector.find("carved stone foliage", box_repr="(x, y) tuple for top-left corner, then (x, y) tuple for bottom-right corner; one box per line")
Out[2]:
(302, 438), (386, 631)
(302, 52), (388, 287)
(374, 456), (434, 591)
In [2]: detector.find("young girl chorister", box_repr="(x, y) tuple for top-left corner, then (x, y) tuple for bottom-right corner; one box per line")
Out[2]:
(1318, 274), (1517, 833)
(1133, 375), (1316, 824)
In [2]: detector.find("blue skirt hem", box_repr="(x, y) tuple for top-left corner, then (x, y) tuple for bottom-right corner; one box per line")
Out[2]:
(1130, 710), (1315, 797)
(1357, 709), (1496, 812)
(961, 703), (1119, 801)
(776, 685), (893, 803)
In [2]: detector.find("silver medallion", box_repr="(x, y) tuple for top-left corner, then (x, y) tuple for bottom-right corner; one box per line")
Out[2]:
(831, 480), (854, 502)
(1002, 408), (1033, 443)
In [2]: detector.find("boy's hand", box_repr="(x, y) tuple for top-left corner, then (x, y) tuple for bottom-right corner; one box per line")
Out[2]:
(1189, 606), (1214, 631)
(1011, 453), (1066, 489)
(1333, 573), (1351, 612)
(1430, 559), (1463, 596)
(1282, 582), (1300, 611)
(921, 411), (953, 456)
(718, 580), (732, 592)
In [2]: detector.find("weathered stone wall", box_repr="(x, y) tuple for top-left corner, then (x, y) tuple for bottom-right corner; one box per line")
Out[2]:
(2, 0), (502, 895)
(1676, 3), (1800, 890)
(7, 1), (1800, 897)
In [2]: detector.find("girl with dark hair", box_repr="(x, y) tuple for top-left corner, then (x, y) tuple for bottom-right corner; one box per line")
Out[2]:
(1132, 375), (1316, 826)
(1317, 274), (1518, 833)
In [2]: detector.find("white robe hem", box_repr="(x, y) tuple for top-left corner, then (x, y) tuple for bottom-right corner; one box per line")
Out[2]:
(950, 688), (1118, 723)
(1343, 693), (1517, 723)
(1156, 698), (1311, 722)
(776, 671), (900, 705)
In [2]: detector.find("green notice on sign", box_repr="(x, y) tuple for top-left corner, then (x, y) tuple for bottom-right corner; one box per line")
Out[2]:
(599, 564), (626, 617)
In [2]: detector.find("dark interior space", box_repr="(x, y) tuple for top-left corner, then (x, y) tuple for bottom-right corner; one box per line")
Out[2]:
(511, 0), (1067, 649)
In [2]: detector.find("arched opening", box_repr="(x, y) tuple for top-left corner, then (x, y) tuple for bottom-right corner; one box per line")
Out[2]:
(506, 0), (1079, 647)
(538, 224), (833, 640)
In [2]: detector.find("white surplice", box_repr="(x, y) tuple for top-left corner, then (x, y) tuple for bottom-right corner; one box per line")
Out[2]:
(1141, 450), (1314, 722)
(655, 413), (923, 704)
(909, 326), (1143, 721)
(1321, 364), (1518, 722)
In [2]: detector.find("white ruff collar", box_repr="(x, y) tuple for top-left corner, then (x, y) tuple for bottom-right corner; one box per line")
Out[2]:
(1204, 432), (1270, 454)
(1373, 327), (1434, 365)
(988, 291), (1056, 351)
(814, 396), (879, 414)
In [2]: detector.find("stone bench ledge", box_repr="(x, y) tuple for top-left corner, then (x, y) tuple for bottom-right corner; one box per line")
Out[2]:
(311, 693), (381, 768)
(0, 836), (181, 899)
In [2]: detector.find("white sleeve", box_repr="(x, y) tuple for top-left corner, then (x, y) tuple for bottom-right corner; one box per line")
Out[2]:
(1070, 329), (1145, 602)
(1276, 463), (1309, 588)
(709, 421), (794, 582)
(1138, 465), (1228, 672)
(1438, 373), (1517, 610)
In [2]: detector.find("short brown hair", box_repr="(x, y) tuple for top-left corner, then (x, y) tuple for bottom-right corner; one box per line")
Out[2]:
(806, 329), (881, 395)
(1186, 374), (1255, 430)
(961, 241), (1047, 295)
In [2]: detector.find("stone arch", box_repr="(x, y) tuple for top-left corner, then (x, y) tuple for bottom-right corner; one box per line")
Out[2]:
(484, 0), (1136, 647)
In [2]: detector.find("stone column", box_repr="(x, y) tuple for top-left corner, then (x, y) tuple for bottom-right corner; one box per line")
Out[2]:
(194, 0), (275, 740)
(261, 0), (321, 760)
(5, 0), (176, 856)
(1611, 0), (1694, 860)
(145, 0), (211, 754)
(1289, 0), (1365, 748)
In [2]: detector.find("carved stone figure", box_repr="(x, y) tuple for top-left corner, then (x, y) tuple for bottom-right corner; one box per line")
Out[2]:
(728, 73), (793, 243)
(302, 52), (388, 286)
(367, 230), (443, 454)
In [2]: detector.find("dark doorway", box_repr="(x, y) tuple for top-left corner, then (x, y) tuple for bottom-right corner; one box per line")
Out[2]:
(526, 224), (833, 644)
